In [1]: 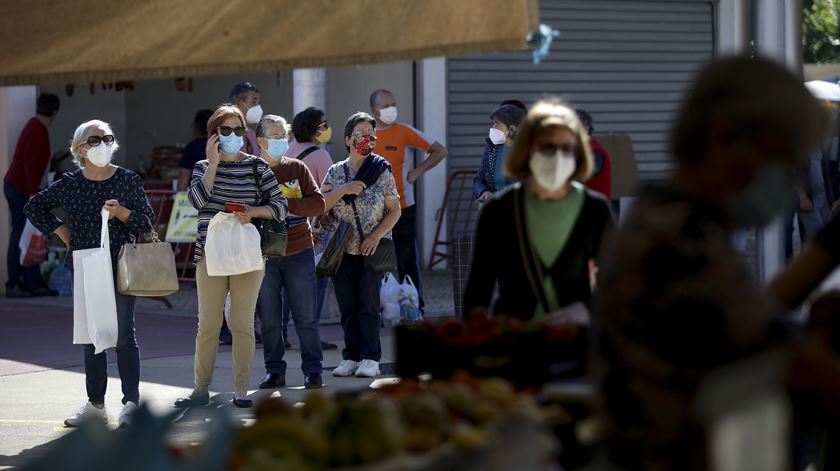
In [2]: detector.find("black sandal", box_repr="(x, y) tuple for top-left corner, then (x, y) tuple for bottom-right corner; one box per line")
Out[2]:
(173, 392), (210, 409)
(232, 398), (253, 408)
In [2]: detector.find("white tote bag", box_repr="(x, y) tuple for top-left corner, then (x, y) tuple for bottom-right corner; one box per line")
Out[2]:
(204, 212), (264, 276)
(73, 209), (118, 354)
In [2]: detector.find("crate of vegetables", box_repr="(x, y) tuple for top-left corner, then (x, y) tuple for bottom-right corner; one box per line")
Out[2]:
(395, 313), (586, 386)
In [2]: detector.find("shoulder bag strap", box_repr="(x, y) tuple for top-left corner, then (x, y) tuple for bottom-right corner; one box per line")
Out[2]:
(252, 159), (264, 206)
(297, 146), (320, 161)
(513, 186), (552, 313)
(344, 164), (367, 241)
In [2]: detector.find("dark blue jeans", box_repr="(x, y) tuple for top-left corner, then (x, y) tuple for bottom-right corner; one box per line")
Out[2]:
(392, 204), (424, 312)
(84, 291), (140, 405)
(283, 276), (330, 339)
(4, 181), (42, 290)
(257, 248), (323, 376)
(332, 254), (382, 362)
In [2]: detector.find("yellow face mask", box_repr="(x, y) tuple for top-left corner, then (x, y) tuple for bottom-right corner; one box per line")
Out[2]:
(316, 126), (332, 144)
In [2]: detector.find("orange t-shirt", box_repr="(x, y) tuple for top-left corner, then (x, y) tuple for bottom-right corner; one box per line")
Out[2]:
(375, 123), (433, 209)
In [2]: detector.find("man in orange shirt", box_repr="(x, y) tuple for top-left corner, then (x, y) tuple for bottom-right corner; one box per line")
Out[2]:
(370, 89), (448, 312)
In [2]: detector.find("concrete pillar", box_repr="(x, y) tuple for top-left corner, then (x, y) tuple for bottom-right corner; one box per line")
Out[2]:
(292, 68), (326, 115)
(415, 57), (448, 269)
(717, 0), (750, 54)
(754, 0), (803, 284)
(0, 86), (37, 292)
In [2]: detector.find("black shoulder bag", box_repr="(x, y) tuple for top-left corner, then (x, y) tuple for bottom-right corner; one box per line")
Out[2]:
(252, 160), (288, 258)
(344, 165), (397, 273)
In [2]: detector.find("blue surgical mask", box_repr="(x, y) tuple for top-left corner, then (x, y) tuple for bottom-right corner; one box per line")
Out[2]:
(219, 133), (243, 155)
(265, 138), (289, 160)
(727, 162), (795, 227)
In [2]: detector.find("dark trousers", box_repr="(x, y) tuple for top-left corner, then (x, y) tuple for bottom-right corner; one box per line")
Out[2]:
(84, 292), (140, 405)
(257, 249), (323, 376)
(4, 181), (42, 290)
(392, 204), (424, 311)
(332, 254), (382, 362)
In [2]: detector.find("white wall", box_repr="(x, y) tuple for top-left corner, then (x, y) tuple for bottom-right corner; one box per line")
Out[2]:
(326, 61), (415, 163)
(39, 84), (127, 167)
(41, 72), (295, 172)
(416, 57), (448, 269)
(124, 72), (294, 171)
(0, 86), (37, 291)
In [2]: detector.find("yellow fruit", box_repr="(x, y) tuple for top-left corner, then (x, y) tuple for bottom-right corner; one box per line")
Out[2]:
(450, 423), (488, 450)
(472, 400), (499, 424)
(477, 377), (515, 405)
(404, 427), (443, 453)
(400, 393), (449, 432)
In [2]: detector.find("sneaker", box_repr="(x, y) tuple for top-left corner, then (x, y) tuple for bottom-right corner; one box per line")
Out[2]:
(64, 402), (107, 427)
(355, 359), (380, 378)
(118, 401), (138, 428)
(332, 360), (359, 377)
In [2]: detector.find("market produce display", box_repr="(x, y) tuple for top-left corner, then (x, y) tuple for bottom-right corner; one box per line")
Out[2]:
(230, 374), (563, 471)
(396, 312), (586, 386)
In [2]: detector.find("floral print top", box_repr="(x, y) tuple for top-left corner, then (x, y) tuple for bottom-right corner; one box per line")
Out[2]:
(322, 159), (399, 255)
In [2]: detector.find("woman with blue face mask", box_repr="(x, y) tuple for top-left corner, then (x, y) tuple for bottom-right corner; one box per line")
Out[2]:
(175, 105), (288, 409)
(253, 114), (327, 390)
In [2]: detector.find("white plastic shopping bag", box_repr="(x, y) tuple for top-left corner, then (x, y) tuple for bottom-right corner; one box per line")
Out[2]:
(397, 276), (423, 322)
(19, 219), (46, 267)
(204, 212), (263, 276)
(73, 209), (118, 354)
(380, 272), (400, 308)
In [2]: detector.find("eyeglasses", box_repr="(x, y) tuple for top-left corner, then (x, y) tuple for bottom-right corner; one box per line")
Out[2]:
(538, 144), (576, 155)
(85, 135), (115, 147)
(318, 121), (329, 129)
(351, 130), (376, 138)
(218, 126), (246, 137)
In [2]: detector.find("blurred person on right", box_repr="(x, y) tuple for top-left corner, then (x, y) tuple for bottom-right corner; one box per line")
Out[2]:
(595, 56), (840, 470)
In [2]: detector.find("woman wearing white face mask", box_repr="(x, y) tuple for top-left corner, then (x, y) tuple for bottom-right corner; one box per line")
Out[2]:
(463, 99), (615, 320)
(24, 120), (156, 428)
(473, 104), (527, 204)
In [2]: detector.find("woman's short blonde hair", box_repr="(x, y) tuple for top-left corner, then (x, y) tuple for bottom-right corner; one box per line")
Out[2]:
(505, 98), (593, 182)
(207, 104), (246, 134)
(69, 120), (119, 168)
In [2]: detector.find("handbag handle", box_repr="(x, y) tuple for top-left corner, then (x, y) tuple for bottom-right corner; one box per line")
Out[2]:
(128, 214), (162, 246)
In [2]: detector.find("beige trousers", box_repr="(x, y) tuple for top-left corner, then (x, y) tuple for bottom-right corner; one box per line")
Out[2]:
(194, 259), (264, 390)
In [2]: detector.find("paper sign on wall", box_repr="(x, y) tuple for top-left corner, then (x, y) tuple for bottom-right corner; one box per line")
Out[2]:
(165, 192), (198, 243)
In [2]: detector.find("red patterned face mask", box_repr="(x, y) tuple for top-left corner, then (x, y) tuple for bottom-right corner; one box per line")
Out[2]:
(354, 135), (375, 155)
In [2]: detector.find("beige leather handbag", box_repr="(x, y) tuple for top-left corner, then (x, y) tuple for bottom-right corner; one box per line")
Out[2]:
(117, 221), (178, 297)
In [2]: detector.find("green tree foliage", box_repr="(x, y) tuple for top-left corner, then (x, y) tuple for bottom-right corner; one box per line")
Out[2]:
(804, 0), (840, 63)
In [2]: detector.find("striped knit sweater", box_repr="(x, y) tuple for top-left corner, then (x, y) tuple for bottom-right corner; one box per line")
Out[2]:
(187, 155), (288, 263)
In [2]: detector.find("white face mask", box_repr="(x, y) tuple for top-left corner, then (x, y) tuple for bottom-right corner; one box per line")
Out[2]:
(529, 149), (576, 191)
(378, 106), (398, 125)
(488, 128), (507, 145)
(245, 104), (263, 125)
(86, 144), (113, 168)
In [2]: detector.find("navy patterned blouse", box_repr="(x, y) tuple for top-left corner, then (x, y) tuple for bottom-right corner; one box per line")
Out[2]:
(24, 167), (155, 271)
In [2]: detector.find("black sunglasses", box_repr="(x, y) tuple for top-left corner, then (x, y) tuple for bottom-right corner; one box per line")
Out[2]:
(218, 126), (246, 137)
(86, 135), (115, 147)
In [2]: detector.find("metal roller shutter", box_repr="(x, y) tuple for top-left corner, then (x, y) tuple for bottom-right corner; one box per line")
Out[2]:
(446, 0), (714, 237)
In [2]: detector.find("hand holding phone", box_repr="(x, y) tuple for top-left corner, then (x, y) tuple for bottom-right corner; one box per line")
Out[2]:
(206, 133), (221, 166)
(224, 202), (246, 213)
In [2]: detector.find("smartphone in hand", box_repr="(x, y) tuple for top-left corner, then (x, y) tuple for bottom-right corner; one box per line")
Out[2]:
(224, 202), (246, 213)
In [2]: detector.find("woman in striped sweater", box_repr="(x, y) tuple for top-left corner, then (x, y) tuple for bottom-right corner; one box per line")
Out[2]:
(175, 105), (288, 409)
